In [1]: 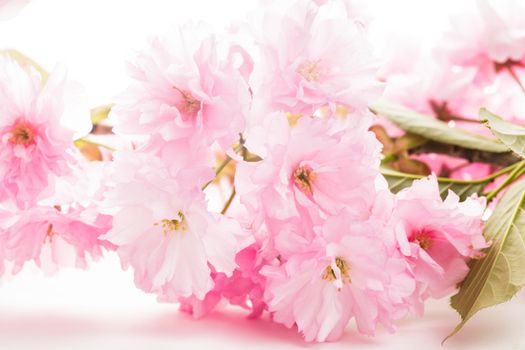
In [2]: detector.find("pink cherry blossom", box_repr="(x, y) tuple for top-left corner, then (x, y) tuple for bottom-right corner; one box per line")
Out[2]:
(236, 115), (381, 230)
(251, 0), (382, 116)
(0, 205), (113, 275)
(262, 209), (414, 342)
(179, 243), (267, 318)
(440, 0), (525, 85)
(390, 176), (488, 307)
(110, 23), (252, 151)
(382, 61), (483, 119)
(102, 151), (250, 300)
(0, 55), (76, 208)
(474, 72), (525, 123)
(139, 137), (215, 191)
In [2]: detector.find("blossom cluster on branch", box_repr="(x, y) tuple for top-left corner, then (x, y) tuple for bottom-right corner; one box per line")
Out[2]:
(1, 0), (525, 344)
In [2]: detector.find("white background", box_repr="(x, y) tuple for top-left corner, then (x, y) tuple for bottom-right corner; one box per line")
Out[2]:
(0, 1), (524, 349)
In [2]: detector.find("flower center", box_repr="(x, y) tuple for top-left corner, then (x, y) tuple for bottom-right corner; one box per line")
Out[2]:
(9, 122), (36, 146)
(156, 212), (187, 234)
(293, 164), (316, 195)
(411, 229), (433, 250)
(297, 59), (322, 82)
(322, 257), (351, 284)
(174, 86), (201, 119)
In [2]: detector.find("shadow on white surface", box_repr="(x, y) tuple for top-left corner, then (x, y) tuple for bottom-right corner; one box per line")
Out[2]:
(0, 256), (522, 349)
(0, 296), (522, 350)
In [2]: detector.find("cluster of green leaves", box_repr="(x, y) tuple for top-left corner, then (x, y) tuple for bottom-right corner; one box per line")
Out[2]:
(370, 101), (525, 341)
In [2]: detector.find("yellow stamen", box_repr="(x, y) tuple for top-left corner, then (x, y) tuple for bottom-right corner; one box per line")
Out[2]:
(156, 212), (187, 234)
(412, 230), (433, 250)
(322, 257), (351, 285)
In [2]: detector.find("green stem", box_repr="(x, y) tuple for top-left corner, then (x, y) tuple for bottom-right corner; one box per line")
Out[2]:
(201, 156), (233, 191)
(220, 188), (236, 215)
(482, 161), (522, 182)
(485, 160), (525, 202)
(216, 156), (233, 175)
(201, 142), (246, 191)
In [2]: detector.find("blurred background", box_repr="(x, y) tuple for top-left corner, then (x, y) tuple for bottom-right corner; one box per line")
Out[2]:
(0, 1), (523, 349)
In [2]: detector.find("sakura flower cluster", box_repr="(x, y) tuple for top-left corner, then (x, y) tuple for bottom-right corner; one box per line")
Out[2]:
(100, 0), (488, 343)
(0, 0), (500, 344)
(0, 54), (113, 276)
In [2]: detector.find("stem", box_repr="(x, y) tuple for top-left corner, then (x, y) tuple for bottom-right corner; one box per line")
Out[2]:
(484, 161), (522, 181)
(382, 160), (521, 190)
(220, 188), (236, 215)
(430, 100), (479, 124)
(410, 141), (521, 167)
(507, 66), (525, 97)
(441, 114), (480, 124)
(201, 156), (233, 191)
(215, 156), (233, 177)
(485, 160), (525, 202)
(201, 141), (246, 191)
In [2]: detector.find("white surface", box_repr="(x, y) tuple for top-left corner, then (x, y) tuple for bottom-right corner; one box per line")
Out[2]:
(0, 1), (523, 349)
(0, 255), (524, 350)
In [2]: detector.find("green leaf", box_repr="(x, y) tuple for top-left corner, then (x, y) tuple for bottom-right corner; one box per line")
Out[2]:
(1, 49), (49, 83)
(447, 179), (525, 341)
(91, 104), (113, 125)
(369, 101), (509, 153)
(480, 108), (525, 158)
(380, 167), (489, 201)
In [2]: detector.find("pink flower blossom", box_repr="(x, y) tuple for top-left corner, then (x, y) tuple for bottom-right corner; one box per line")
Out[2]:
(236, 115), (381, 230)
(251, 0), (382, 115)
(390, 176), (488, 308)
(0, 205), (113, 275)
(140, 137), (215, 191)
(382, 62), (483, 119)
(441, 0), (525, 85)
(102, 151), (250, 300)
(0, 55), (77, 208)
(262, 209), (414, 342)
(179, 243), (267, 318)
(111, 23), (251, 151)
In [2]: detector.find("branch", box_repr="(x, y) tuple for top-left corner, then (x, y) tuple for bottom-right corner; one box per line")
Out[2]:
(409, 141), (521, 167)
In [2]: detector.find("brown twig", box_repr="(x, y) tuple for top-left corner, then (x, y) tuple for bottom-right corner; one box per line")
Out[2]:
(409, 141), (521, 167)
